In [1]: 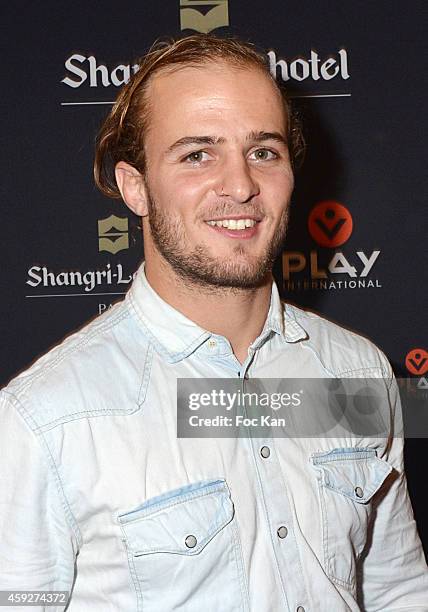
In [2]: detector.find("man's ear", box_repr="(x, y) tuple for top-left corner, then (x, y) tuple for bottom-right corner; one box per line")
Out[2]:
(115, 162), (149, 217)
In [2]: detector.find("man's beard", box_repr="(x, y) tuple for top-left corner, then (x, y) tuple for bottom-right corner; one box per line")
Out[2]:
(146, 189), (289, 290)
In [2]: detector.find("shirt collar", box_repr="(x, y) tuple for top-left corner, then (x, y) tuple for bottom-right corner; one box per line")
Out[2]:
(127, 262), (308, 363)
(250, 279), (308, 349)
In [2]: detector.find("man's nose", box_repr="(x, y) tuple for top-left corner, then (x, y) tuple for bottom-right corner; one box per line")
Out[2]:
(215, 156), (260, 203)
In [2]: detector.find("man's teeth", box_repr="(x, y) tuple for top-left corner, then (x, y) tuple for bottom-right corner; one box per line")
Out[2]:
(206, 219), (257, 229)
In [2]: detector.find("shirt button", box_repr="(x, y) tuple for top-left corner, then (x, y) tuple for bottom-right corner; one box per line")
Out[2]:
(277, 525), (288, 539)
(354, 486), (364, 498)
(296, 606), (306, 612)
(184, 534), (197, 548)
(208, 339), (217, 349)
(260, 446), (271, 459)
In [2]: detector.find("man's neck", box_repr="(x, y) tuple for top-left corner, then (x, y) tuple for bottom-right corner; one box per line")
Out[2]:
(144, 260), (273, 365)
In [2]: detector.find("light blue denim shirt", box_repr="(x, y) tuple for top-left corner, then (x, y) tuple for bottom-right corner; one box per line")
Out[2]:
(1, 263), (427, 611)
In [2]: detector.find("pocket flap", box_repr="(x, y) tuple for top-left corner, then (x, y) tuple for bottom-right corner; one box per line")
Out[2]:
(117, 479), (234, 556)
(311, 447), (392, 504)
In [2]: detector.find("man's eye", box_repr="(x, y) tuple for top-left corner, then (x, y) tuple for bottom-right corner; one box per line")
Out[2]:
(251, 149), (277, 161)
(184, 151), (208, 163)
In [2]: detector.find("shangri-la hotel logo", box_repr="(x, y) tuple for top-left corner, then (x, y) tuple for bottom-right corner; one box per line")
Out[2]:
(180, 0), (229, 33)
(98, 215), (129, 255)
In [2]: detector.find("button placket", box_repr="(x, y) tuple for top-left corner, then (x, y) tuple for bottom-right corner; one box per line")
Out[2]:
(242, 371), (308, 609)
(245, 436), (308, 610)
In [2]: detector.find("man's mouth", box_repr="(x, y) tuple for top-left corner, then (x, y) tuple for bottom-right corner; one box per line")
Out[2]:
(203, 216), (262, 238)
(205, 218), (258, 230)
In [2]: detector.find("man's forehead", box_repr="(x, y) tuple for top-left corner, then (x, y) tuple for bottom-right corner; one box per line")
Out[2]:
(146, 61), (285, 133)
(150, 58), (266, 83)
(148, 60), (279, 101)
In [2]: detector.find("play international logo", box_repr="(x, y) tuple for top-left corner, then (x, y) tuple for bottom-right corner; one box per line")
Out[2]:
(308, 200), (353, 247)
(405, 349), (428, 376)
(282, 199), (382, 292)
(180, 0), (229, 33)
(98, 215), (129, 255)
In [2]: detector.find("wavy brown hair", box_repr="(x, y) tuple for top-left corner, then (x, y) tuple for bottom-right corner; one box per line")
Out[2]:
(94, 34), (305, 199)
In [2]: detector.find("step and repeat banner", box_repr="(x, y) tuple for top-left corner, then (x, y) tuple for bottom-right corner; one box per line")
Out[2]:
(3, 2), (427, 553)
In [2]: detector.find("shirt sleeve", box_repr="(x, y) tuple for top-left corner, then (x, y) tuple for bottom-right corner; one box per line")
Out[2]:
(357, 374), (428, 611)
(0, 392), (78, 612)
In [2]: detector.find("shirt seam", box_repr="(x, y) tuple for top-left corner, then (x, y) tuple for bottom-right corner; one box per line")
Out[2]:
(12, 307), (130, 396)
(2, 391), (83, 549)
(18, 340), (154, 433)
(118, 481), (227, 524)
(301, 339), (389, 378)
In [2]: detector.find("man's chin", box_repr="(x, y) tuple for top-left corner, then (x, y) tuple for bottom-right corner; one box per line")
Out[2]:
(170, 258), (272, 290)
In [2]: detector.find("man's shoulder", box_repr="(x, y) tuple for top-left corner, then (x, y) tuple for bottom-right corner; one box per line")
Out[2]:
(284, 302), (392, 378)
(2, 299), (151, 431)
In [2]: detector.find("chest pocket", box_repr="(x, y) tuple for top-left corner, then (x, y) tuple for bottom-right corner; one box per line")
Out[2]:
(311, 447), (392, 589)
(117, 479), (249, 612)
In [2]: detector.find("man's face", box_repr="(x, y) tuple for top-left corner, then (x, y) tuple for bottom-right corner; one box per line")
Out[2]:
(142, 61), (294, 289)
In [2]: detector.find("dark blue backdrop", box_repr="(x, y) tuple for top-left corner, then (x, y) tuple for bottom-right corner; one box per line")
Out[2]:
(2, 1), (427, 555)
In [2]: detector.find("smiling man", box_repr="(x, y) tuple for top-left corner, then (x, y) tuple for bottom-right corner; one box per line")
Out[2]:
(1, 34), (427, 611)
(107, 52), (295, 364)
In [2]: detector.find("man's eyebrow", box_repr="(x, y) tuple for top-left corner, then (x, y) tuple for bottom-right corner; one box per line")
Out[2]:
(166, 131), (287, 154)
(166, 136), (226, 153)
(246, 130), (288, 146)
